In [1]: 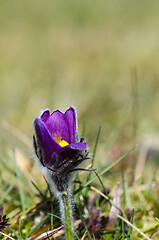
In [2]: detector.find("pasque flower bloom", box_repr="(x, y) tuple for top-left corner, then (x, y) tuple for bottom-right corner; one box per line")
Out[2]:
(33, 107), (89, 192)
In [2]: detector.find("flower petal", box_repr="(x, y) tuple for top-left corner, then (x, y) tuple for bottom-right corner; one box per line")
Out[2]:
(44, 110), (70, 143)
(34, 118), (61, 165)
(41, 109), (50, 123)
(68, 142), (87, 149)
(64, 107), (76, 143)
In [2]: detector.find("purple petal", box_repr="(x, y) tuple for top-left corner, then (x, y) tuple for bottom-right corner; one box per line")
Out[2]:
(68, 142), (87, 149)
(64, 107), (76, 143)
(43, 110), (70, 143)
(41, 110), (50, 123)
(34, 118), (61, 165)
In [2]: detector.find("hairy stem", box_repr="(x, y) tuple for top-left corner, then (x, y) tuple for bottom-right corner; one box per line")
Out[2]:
(60, 190), (74, 240)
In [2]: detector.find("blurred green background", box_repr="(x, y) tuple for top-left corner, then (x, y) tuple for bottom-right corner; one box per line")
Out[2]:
(0, 3), (159, 238)
(0, 0), (159, 149)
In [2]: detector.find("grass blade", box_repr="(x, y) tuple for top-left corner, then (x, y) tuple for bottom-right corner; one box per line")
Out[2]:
(83, 146), (136, 188)
(26, 215), (49, 237)
(94, 171), (112, 207)
(91, 126), (101, 168)
(14, 155), (26, 212)
(48, 213), (80, 240)
(78, 207), (92, 240)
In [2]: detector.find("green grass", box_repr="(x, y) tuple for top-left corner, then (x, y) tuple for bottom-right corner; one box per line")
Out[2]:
(1, 127), (158, 239)
(0, 1), (159, 239)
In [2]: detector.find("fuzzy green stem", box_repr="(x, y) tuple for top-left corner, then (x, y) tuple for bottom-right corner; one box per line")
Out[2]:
(61, 191), (74, 240)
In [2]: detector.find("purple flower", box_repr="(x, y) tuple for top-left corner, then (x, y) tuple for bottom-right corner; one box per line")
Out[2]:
(33, 107), (89, 192)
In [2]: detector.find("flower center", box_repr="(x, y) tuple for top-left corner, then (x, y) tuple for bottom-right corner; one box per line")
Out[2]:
(54, 136), (69, 147)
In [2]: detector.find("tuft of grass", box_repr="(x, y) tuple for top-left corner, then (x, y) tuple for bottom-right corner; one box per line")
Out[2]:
(1, 123), (159, 239)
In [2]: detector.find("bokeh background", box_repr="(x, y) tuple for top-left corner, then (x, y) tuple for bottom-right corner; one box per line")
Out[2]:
(1, 3), (159, 239)
(0, 0), (159, 164)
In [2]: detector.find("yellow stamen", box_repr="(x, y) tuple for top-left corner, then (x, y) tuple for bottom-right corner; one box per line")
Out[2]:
(59, 140), (69, 147)
(55, 136), (69, 147)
